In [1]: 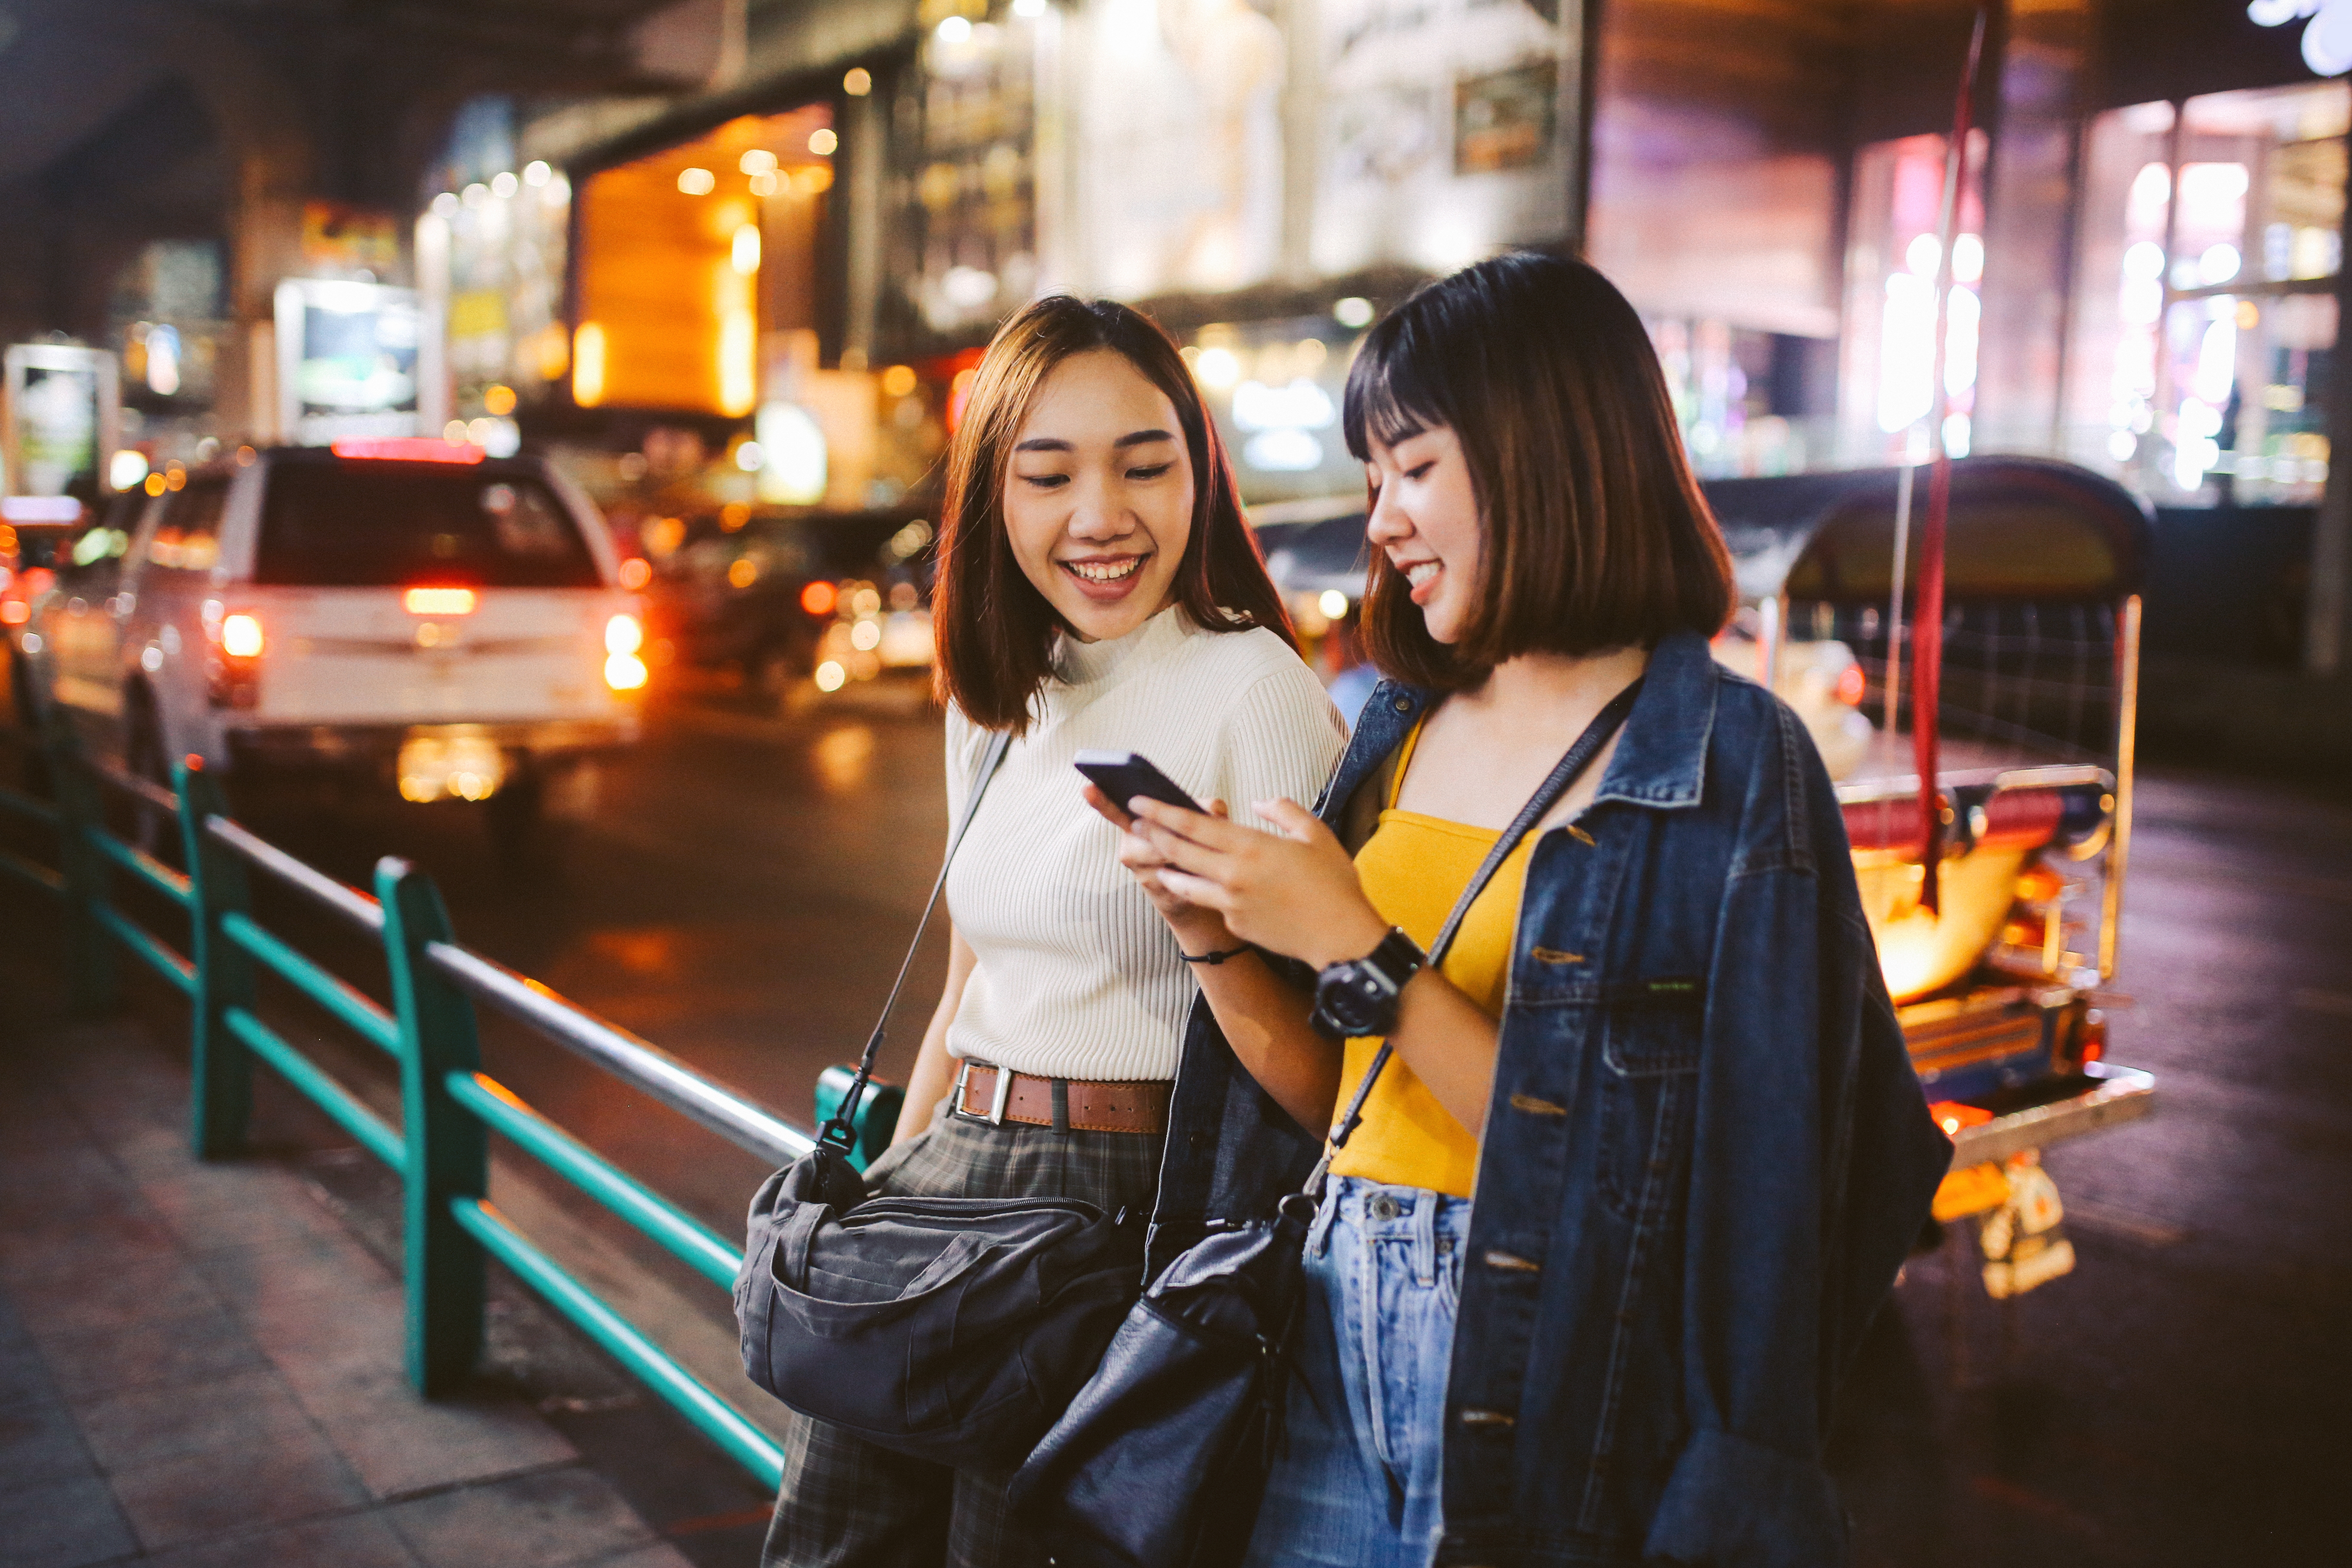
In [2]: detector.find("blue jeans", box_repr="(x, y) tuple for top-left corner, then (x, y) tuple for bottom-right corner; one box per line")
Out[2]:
(1243, 1178), (1470, 1568)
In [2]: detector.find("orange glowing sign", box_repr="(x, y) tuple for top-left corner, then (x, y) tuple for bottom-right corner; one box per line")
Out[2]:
(574, 106), (835, 417)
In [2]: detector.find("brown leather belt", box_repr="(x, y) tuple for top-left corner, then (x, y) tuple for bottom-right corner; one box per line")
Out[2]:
(951, 1060), (1170, 1135)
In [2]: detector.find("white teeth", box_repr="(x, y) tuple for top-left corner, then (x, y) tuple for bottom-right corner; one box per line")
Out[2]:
(1405, 562), (1440, 588)
(1067, 557), (1143, 582)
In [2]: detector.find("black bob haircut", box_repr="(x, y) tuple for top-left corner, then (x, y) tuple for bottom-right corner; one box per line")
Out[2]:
(1342, 252), (1736, 689)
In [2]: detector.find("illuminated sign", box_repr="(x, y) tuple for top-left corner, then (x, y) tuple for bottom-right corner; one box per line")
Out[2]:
(1056, 0), (1576, 297)
(574, 107), (830, 416)
(274, 279), (423, 446)
(2, 343), (120, 500)
(302, 201), (403, 275)
(1309, 0), (1574, 277)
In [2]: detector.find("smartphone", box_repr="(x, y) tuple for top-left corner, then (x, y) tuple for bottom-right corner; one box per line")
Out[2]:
(1073, 750), (1204, 815)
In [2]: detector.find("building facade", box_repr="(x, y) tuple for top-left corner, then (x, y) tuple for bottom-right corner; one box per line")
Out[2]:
(420, 0), (2352, 668)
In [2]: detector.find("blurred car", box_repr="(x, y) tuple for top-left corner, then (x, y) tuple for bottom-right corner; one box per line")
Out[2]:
(13, 439), (644, 845)
(640, 505), (937, 701)
(3, 493), (116, 719)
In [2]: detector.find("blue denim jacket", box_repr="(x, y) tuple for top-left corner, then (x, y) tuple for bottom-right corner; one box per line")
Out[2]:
(1145, 629), (1951, 1567)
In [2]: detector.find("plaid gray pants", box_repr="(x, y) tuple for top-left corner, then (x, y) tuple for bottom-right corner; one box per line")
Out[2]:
(760, 1098), (1167, 1568)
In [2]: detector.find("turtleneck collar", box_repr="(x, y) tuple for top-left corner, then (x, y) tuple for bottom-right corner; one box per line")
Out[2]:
(1052, 603), (1190, 689)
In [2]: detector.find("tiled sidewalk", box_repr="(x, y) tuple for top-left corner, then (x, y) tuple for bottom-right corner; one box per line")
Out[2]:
(0, 1014), (699, 1568)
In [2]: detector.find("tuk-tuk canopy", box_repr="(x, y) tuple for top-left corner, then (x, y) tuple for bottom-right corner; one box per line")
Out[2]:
(1253, 456), (2151, 607)
(1704, 456), (2152, 606)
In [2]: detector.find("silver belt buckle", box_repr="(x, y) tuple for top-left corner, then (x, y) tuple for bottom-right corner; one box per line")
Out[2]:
(954, 1059), (1011, 1126)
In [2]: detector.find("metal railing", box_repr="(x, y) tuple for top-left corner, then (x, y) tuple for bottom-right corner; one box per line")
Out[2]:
(0, 714), (853, 1491)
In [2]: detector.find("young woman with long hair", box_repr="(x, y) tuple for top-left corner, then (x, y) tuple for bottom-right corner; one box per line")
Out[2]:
(760, 296), (1345, 1568)
(1094, 254), (1950, 1566)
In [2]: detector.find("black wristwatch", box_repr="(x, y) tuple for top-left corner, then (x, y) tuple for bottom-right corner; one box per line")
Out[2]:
(1311, 928), (1428, 1039)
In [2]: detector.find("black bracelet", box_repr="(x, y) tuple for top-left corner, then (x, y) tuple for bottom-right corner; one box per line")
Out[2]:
(1180, 945), (1250, 966)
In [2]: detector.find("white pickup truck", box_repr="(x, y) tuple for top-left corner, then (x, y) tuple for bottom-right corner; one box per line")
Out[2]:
(16, 439), (644, 845)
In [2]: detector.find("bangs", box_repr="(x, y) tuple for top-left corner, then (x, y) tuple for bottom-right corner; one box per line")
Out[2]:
(1341, 322), (1449, 461)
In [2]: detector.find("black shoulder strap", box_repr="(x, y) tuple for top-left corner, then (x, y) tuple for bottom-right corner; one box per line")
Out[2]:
(1317, 677), (1644, 1167)
(819, 726), (1014, 1152)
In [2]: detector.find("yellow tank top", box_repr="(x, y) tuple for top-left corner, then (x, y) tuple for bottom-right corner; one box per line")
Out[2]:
(1326, 718), (1526, 1198)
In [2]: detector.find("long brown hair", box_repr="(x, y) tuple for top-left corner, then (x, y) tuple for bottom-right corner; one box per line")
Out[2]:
(932, 296), (1295, 732)
(1343, 253), (1735, 689)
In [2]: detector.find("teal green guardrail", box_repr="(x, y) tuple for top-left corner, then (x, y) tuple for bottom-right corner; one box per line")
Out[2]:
(0, 716), (885, 1493)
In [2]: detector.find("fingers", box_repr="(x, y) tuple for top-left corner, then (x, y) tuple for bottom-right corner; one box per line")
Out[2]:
(1155, 868), (1233, 910)
(1253, 797), (1328, 844)
(1130, 796), (1251, 849)
(1130, 815), (1222, 877)
(1207, 798), (1231, 820)
(1114, 830), (1170, 875)
(1080, 783), (1134, 830)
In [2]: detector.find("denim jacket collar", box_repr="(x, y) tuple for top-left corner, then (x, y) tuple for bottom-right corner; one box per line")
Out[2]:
(1324, 628), (1721, 825)
(1591, 628), (1717, 811)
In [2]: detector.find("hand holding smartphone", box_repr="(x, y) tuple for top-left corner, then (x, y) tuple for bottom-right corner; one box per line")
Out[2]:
(1072, 750), (1204, 818)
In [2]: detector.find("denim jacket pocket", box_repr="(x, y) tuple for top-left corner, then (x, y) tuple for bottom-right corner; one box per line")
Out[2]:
(1597, 979), (1704, 1220)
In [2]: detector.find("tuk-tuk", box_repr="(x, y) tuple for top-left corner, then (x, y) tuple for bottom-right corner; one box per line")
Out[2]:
(1257, 455), (2156, 1295)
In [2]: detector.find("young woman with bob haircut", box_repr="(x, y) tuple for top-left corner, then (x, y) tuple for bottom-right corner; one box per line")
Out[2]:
(761, 295), (1345, 1568)
(1096, 253), (1951, 1567)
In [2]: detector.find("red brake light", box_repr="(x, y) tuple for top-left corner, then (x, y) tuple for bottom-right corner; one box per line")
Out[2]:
(618, 557), (652, 590)
(404, 588), (478, 616)
(331, 437), (484, 464)
(1834, 663), (1867, 707)
(801, 579), (838, 617)
(220, 613), (265, 659)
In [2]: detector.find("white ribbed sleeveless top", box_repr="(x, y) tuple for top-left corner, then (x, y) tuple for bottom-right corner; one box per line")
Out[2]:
(942, 606), (1347, 1082)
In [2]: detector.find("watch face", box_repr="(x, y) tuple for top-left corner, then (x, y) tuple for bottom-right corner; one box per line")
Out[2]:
(1319, 963), (1391, 1035)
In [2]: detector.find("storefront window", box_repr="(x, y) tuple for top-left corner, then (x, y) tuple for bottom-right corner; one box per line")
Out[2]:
(431, 165), (570, 437)
(1837, 132), (1987, 470)
(1183, 315), (1361, 508)
(888, 0), (1042, 343)
(2064, 82), (2348, 505)
(1069, 0), (1285, 299)
(1647, 316), (1837, 479)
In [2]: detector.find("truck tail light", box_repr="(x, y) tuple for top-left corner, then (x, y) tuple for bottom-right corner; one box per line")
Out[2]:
(603, 614), (647, 690)
(405, 587), (478, 616)
(800, 579), (838, 617)
(220, 613), (265, 659)
(2077, 1008), (2107, 1066)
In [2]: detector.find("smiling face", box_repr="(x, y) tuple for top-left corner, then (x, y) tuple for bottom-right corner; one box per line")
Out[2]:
(1364, 423), (1482, 645)
(1002, 350), (1196, 644)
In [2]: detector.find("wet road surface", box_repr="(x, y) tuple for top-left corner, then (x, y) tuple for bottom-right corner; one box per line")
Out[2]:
(221, 687), (962, 1235)
(1831, 765), (2352, 1567)
(10, 683), (2347, 1565)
